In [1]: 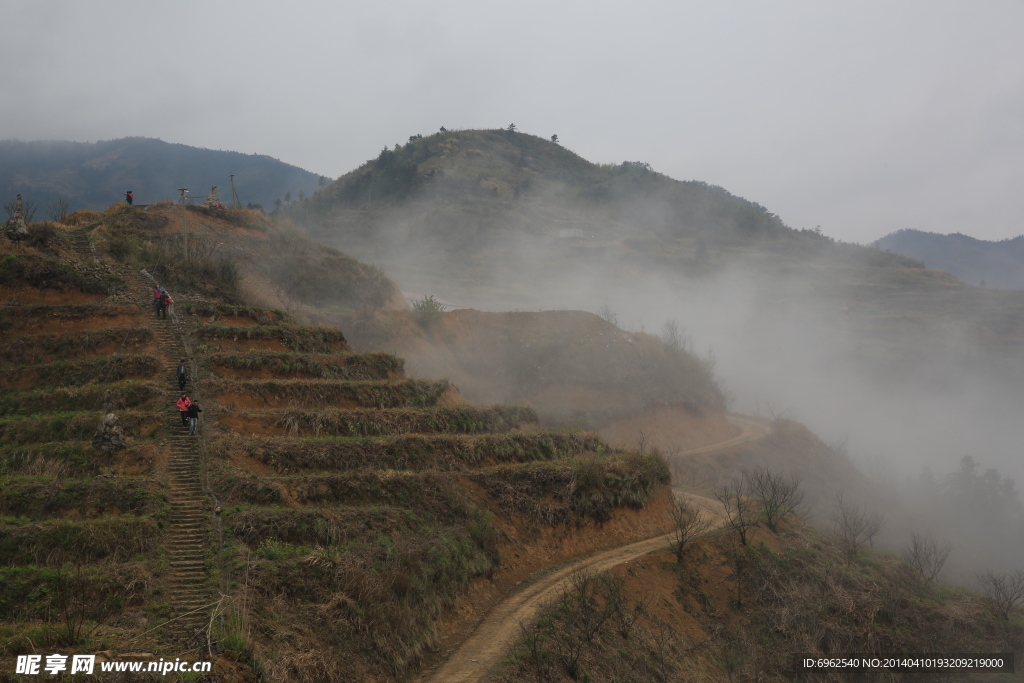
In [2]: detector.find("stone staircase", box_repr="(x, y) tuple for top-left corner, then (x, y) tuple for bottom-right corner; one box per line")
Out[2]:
(150, 304), (212, 636)
(69, 226), (98, 265)
(66, 224), (213, 637)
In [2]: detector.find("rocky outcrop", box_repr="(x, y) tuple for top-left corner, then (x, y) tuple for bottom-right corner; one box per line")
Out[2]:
(92, 412), (127, 453)
(4, 194), (28, 241)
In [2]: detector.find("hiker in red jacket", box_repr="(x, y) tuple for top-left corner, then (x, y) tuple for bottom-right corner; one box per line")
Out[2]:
(126, 190), (134, 206)
(155, 289), (171, 320)
(176, 394), (191, 427)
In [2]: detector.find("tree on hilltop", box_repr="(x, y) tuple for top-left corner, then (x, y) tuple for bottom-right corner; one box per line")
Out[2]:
(551, 134), (559, 144)
(507, 123), (517, 133)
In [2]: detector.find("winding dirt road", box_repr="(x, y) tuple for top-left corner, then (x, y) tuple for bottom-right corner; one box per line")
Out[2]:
(422, 414), (770, 683)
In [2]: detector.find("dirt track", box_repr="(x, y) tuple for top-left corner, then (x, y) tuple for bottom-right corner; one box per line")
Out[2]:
(422, 414), (770, 683)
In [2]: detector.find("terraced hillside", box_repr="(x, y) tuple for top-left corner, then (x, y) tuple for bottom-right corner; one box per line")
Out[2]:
(193, 308), (670, 680)
(0, 247), (181, 656)
(1, 209), (675, 681)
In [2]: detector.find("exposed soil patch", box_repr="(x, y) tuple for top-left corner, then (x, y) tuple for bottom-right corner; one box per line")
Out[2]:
(599, 408), (738, 454)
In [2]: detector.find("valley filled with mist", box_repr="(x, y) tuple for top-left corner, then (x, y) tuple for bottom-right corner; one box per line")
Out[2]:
(285, 128), (1024, 582)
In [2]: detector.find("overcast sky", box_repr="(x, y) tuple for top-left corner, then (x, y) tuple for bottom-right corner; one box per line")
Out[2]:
(3, 0), (1022, 243)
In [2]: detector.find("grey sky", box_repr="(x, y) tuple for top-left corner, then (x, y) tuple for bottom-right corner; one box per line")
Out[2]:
(3, 0), (1022, 242)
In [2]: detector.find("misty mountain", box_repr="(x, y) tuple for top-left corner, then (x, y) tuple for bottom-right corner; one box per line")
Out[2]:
(0, 137), (324, 213)
(288, 128), (1024, 495)
(874, 229), (1024, 290)
(290, 129), (919, 306)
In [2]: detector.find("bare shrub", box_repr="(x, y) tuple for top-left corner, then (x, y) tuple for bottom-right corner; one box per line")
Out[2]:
(518, 620), (553, 682)
(47, 196), (71, 222)
(601, 572), (647, 639)
(903, 531), (952, 586)
(669, 495), (711, 563)
(3, 197), (37, 222)
(566, 567), (615, 643)
(714, 472), (759, 546)
(597, 304), (619, 327)
(977, 569), (1024, 621)
(749, 466), (804, 532)
(661, 318), (693, 353)
(831, 493), (883, 564)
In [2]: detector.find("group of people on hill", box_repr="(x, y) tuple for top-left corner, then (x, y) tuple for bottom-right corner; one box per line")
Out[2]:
(176, 360), (202, 435)
(153, 285), (173, 319)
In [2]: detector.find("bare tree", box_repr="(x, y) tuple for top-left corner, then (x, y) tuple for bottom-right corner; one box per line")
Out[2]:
(3, 198), (37, 222)
(565, 567), (614, 644)
(47, 196), (71, 222)
(722, 535), (751, 609)
(517, 620), (552, 683)
(831, 493), (884, 564)
(669, 495), (711, 563)
(903, 531), (951, 586)
(714, 472), (759, 546)
(749, 466), (804, 532)
(597, 304), (619, 327)
(661, 319), (693, 353)
(600, 572), (646, 639)
(977, 569), (1024, 621)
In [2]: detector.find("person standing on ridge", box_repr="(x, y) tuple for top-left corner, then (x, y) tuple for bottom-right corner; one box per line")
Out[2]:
(176, 393), (191, 428)
(177, 360), (188, 391)
(186, 401), (202, 436)
(126, 190), (133, 206)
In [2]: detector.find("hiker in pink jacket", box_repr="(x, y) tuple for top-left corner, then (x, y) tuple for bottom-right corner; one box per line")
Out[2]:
(176, 394), (192, 428)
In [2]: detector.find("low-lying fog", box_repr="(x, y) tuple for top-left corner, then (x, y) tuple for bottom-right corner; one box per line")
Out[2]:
(326, 218), (1024, 582)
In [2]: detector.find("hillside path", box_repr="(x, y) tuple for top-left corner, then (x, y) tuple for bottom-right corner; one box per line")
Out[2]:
(422, 414), (770, 683)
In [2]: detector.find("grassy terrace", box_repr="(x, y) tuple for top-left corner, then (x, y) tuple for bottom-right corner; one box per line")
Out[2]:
(0, 410), (163, 445)
(0, 302), (140, 326)
(0, 354), (163, 391)
(210, 432), (604, 473)
(0, 380), (161, 416)
(0, 516), (164, 565)
(0, 476), (164, 518)
(206, 377), (451, 409)
(0, 252), (125, 294)
(218, 405), (537, 438)
(0, 562), (155, 624)
(205, 350), (403, 380)
(0, 327), (154, 364)
(195, 323), (349, 353)
(181, 302), (287, 325)
(0, 442), (105, 477)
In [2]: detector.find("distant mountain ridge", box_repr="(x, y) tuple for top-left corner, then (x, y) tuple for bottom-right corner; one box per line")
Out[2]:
(0, 137), (323, 213)
(874, 229), (1024, 289)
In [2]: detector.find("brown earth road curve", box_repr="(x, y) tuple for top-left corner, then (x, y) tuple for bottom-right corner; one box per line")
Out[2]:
(423, 414), (770, 683)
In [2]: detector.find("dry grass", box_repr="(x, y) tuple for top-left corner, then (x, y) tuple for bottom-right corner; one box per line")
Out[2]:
(0, 327), (153, 365)
(207, 350), (402, 380)
(211, 432), (603, 473)
(207, 377), (450, 409)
